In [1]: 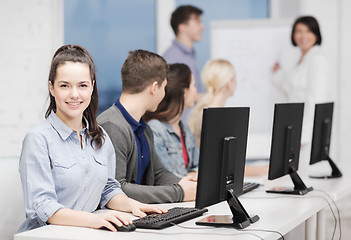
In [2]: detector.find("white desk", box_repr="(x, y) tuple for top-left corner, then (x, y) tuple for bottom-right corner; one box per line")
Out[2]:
(12, 191), (329, 240)
(14, 161), (351, 240)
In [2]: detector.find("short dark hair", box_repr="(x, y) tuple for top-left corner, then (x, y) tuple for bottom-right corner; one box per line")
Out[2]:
(291, 16), (322, 46)
(121, 50), (169, 94)
(171, 5), (203, 35)
(143, 63), (192, 122)
(45, 44), (104, 149)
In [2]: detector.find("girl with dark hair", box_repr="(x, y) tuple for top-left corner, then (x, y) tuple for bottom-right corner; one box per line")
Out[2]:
(272, 16), (331, 152)
(18, 45), (165, 233)
(144, 63), (199, 178)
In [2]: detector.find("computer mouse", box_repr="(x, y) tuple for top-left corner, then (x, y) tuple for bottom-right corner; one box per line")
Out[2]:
(100, 222), (136, 232)
(115, 223), (136, 232)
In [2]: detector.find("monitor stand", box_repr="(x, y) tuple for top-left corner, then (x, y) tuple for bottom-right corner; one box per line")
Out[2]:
(196, 136), (259, 229)
(267, 166), (313, 195)
(310, 156), (342, 179)
(196, 189), (259, 229)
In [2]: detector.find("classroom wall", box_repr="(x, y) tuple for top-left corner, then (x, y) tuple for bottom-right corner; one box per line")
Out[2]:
(296, 0), (343, 162)
(64, 0), (157, 113)
(339, 0), (351, 164)
(0, 0), (64, 157)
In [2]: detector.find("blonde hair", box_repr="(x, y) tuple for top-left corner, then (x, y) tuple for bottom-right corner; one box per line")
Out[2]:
(188, 59), (236, 145)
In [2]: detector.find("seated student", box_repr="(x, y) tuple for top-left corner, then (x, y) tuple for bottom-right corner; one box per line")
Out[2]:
(18, 45), (165, 233)
(97, 50), (196, 204)
(188, 59), (268, 176)
(143, 63), (199, 178)
(188, 59), (237, 146)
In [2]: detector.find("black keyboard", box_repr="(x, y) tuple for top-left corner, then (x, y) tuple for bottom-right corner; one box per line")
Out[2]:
(133, 207), (208, 229)
(243, 182), (260, 194)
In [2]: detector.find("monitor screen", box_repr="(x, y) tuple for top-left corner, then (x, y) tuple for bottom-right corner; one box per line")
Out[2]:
(268, 103), (304, 180)
(309, 102), (342, 178)
(310, 102), (333, 164)
(267, 103), (313, 195)
(195, 107), (249, 209)
(194, 107), (259, 228)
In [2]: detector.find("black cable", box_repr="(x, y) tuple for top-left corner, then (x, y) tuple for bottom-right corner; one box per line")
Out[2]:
(314, 189), (342, 240)
(241, 195), (338, 240)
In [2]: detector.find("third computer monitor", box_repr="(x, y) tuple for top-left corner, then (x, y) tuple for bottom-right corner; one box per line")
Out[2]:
(267, 103), (313, 195)
(310, 102), (342, 178)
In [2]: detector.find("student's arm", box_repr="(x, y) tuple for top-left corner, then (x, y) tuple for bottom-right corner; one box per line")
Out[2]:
(186, 124), (199, 172)
(106, 194), (166, 217)
(100, 132), (166, 215)
(19, 132), (65, 228)
(47, 207), (132, 232)
(100, 121), (184, 203)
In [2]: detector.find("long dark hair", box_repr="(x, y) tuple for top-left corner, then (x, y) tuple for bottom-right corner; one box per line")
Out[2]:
(143, 63), (192, 122)
(45, 44), (104, 149)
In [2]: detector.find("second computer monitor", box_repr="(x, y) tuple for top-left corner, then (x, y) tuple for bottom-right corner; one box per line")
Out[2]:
(267, 103), (313, 195)
(195, 107), (249, 209)
(195, 107), (259, 229)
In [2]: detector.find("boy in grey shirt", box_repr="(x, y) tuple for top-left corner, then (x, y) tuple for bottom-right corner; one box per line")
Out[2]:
(98, 50), (196, 204)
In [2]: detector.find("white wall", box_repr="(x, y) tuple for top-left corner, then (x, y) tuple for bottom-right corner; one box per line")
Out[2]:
(156, 0), (175, 55)
(0, 0), (63, 157)
(339, 0), (351, 164)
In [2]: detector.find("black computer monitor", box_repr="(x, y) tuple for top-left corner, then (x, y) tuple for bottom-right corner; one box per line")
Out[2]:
(310, 102), (342, 178)
(195, 107), (259, 229)
(267, 103), (313, 195)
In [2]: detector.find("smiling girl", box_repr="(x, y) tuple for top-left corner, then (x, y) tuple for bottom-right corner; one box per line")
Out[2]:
(18, 45), (165, 233)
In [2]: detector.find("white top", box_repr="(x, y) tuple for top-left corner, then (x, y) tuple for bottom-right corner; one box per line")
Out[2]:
(273, 46), (331, 145)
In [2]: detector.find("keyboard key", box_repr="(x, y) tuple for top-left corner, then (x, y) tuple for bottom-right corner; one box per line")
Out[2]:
(133, 207), (208, 229)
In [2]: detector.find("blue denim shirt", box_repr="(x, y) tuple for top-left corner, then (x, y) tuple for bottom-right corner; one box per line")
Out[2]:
(18, 112), (124, 232)
(148, 119), (199, 177)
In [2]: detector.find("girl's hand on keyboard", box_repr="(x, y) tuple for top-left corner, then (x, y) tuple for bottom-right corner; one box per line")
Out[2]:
(130, 200), (168, 218)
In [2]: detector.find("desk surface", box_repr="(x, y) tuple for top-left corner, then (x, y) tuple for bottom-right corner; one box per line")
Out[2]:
(14, 161), (351, 240)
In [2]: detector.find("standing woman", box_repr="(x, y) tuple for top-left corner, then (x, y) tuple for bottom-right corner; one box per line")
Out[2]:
(143, 63), (199, 178)
(272, 16), (331, 148)
(18, 45), (165, 233)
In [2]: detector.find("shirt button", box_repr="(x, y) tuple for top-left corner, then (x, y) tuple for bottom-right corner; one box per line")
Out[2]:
(84, 187), (87, 191)
(85, 170), (88, 175)
(141, 155), (144, 159)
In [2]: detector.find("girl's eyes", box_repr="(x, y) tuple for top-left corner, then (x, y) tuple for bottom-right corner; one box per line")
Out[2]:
(58, 84), (90, 88)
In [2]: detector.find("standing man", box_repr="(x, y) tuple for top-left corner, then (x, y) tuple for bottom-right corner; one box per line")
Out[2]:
(163, 5), (205, 94)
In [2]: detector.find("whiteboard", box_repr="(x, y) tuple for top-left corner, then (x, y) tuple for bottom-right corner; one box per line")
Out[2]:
(211, 19), (299, 158)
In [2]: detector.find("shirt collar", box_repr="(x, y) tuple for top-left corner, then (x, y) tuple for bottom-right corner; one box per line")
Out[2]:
(115, 99), (146, 132)
(164, 121), (186, 136)
(48, 111), (89, 140)
(173, 39), (194, 55)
